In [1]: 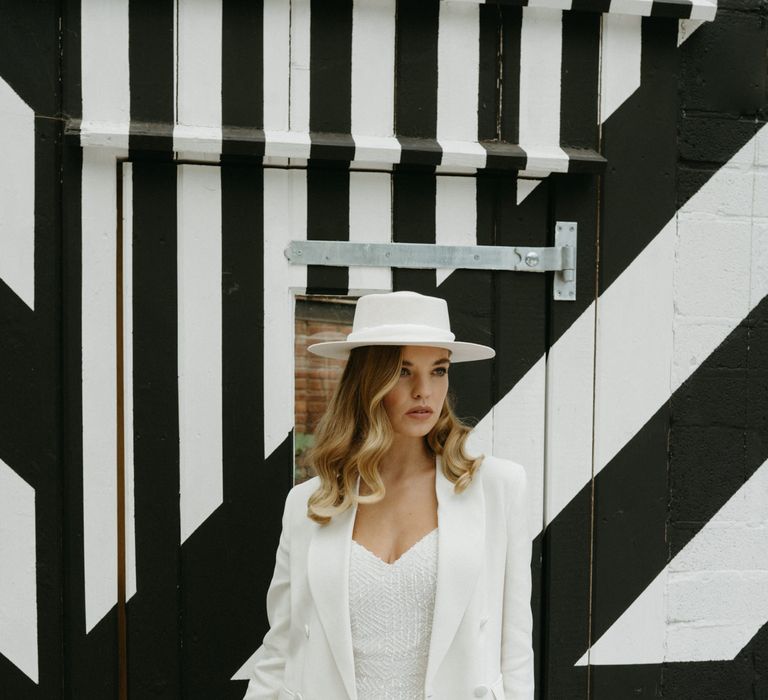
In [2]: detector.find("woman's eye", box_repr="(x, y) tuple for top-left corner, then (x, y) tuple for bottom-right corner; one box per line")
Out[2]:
(434, 367), (448, 376)
(400, 367), (410, 377)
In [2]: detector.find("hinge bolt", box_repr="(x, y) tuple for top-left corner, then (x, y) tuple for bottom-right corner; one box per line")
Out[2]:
(525, 251), (539, 267)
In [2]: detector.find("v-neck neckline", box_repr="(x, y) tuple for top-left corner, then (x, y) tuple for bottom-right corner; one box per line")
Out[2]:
(351, 527), (438, 567)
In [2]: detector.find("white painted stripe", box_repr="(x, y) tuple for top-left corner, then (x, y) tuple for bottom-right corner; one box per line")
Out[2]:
(121, 162), (137, 602)
(470, 355), (547, 539)
(578, 457), (768, 665)
(348, 171), (393, 294)
(445, 0), (712, 17)
(437, 1), (481, 144)
(677, 18), (707, 46)
(437, 141), (487, 170)
(517, 178), (542, 205)
(82, 148), (120, 632)
(289, 0), (311, 134)
(0, 460), (37, 683)
(177, 166), (224, 542)
(0, 78), (34, 310)
(518, 8), (569, 171)
(81, 0), (130, 148)
(595, 124), (762, 476)
(264, 169), (307, 459)
(545, 304), (596, 528)
(351, 135), (401, 166)
(175, 0), (222, 155)
(434, 177), (477, 286)
(593, 218), (675, 477)
(351, 0), (396, 138)
(599, 14), (642, 124)
(609, 0), (653, 14)
(263, 130), (312, 160)
(263, 0), (291, 132)
(688, 0), (718, 21)
(526, 0), (573, 8)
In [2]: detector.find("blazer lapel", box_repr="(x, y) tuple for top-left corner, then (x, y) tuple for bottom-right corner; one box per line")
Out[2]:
(425, 457), (485, 688)
(307, 482), (359, 700)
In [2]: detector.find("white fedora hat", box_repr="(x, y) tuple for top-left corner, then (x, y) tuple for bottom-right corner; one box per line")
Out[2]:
(307, 291), (495, 363)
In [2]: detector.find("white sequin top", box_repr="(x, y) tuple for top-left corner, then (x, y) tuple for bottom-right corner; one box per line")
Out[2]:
(349, 529), (439, 700)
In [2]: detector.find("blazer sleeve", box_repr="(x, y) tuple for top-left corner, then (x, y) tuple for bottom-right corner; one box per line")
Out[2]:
(501, 465), (535, 699)
(242, 488), (294, 700)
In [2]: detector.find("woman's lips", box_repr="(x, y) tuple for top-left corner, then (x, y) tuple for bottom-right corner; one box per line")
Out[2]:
(406, 407), (433, 418)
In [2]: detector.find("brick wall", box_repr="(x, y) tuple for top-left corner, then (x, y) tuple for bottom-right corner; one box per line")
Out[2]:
(294, 296), (355, 483)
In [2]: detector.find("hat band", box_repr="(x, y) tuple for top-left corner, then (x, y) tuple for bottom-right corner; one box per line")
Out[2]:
(347, 323), (456, 344)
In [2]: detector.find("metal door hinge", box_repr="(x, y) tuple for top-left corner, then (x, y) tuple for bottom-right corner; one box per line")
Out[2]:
(285, 221), (577, 300)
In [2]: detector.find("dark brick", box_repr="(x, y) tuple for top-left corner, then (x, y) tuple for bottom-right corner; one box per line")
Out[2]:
(680, 10), (768, 116)
(679, 116), (760, 164)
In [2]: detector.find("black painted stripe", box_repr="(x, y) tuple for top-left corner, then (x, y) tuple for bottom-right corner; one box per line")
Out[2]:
(126, 161), (181, 697)
(571, 0), (612, 13)
(562, 146), (606, 173)
(395, 0), (440, 146)
(499, 4), (522, 145)
(178, 165), (291, 699)
(221, 0), (265, 158)
(585, 293), (768, 697)
(598, 18), (679, 293)
(478, 4), (502, 141)
(544, 171), (601, 698)
(128, 1), (175, 154)
(560, 9), (600, 150)
(309, 0), (355, 161)
(62, 137), (120, 697)
(483, 141), (528, 170)
(651, 0), (693, 19)
(392, 170), (436, 294)
(306, 164), (350, 294)
(62, 0), (82, 120)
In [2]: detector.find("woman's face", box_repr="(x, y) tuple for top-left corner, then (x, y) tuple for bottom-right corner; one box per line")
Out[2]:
(382, 345), (451, 439)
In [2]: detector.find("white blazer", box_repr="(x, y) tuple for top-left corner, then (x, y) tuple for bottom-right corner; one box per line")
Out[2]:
(243, 455), (534, 700)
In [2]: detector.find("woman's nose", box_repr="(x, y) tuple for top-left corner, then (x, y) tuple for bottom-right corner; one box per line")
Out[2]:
(412, 376), (430, 398)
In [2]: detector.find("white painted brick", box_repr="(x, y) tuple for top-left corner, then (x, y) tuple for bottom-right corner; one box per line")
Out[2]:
(666, 570), (768, 624)
(665, 621), (755, 662)
(751, 221), (768, 307)
(671, 317), (743, 390)
(753, 171), (768, 218)
(674, 216), (751, 319)
(669, 523), (768, 572)
(680, 167), (754, 219)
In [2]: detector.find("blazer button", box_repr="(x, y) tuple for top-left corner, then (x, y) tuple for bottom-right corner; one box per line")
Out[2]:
(304, 624), (310, 638)
(474, 686), (489, 697)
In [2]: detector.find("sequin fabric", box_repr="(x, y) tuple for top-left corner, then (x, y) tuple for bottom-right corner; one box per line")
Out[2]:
(349, 528), (439, 700)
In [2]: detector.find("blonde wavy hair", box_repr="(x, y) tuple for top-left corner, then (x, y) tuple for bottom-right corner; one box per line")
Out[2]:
(306, 345), (482, 524)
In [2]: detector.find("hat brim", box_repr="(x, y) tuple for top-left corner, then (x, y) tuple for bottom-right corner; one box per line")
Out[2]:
(307, 339), (495, 363)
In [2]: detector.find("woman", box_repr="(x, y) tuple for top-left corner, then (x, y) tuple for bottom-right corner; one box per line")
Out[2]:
(244, 291), (534, 700)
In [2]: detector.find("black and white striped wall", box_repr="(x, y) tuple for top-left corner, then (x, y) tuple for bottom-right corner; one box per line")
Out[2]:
(0, 0), (766, 698)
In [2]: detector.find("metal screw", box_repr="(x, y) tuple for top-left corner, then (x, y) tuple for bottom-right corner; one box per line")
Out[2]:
(569, 226), (575, 233)
(474, 254), (479, 260)
(525, 251), (539, 267)
(296, 249), (302, 256)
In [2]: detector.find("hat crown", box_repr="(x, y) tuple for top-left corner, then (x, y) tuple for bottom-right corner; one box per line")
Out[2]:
(352, 291), (451, 336)
(306, 290), (495, 362)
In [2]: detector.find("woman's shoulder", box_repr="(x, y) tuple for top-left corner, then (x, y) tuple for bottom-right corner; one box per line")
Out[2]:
(285, 475), (320, 510)
(476, 454), (527, 491)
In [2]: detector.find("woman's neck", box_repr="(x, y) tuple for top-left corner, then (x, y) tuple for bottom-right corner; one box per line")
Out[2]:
(378, 436), (435, 483)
